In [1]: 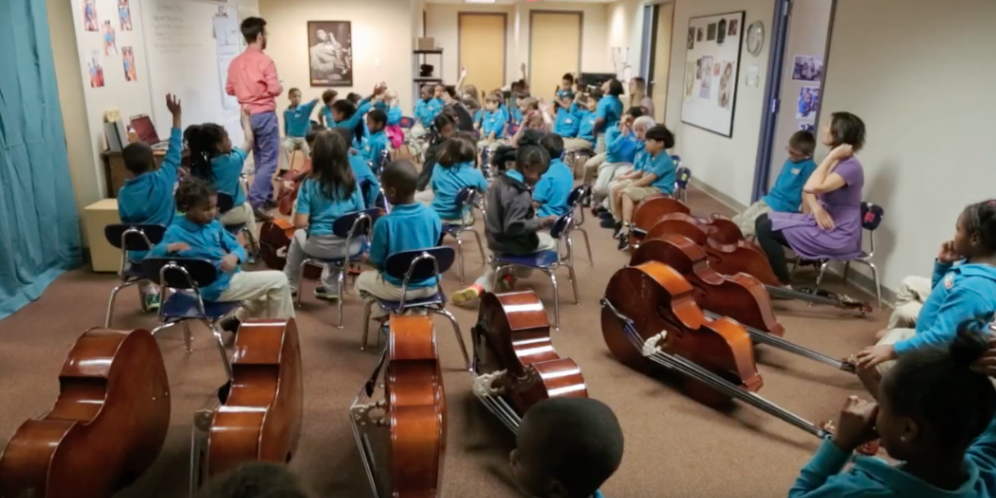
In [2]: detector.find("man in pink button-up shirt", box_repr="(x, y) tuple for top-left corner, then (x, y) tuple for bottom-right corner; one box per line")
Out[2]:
(226, 17), (282, 220)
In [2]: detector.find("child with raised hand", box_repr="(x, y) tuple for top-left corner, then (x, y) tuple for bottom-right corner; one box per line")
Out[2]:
(452, 145), (557, 306)
(511, 398), (625, 498)
(855, 200), (996, 397)
(282, 88), (319, 173)
(151, 178), (294, 324)
(562, 93), (597, 153)
(187, 108), (257, 233)
(118, 93), (184, 310)
(534, 134), (575, 218)
(732, 130), (817, 237)
(282, 130), (366, 301)
(319, 89), (338, 127)
(330, 83), (386, 147)
(429, 134), (488, 225)
(356, 160), (442, 319)
(789, 322), (996, 498)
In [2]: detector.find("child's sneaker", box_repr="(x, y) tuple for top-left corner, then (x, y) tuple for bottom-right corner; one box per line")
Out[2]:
(143, 291), (161, 311)
(497, 274), (516, 291)
(452, 284), (483, 307)
(314, 286), (340, 301)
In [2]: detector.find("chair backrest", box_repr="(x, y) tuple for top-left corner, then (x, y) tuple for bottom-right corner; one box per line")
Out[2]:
(141, 257), (218, 289)
(104, 224), (167, 251)
(216, 192), (235, 214)
(566, 185), (589, 208)
(332, 208), (381, 239)
(550, 212), (575, 239)
(455, 186), (480, 210)
(399, 116), (416, 129)
(676, 167), (692, 189)
(671, 155), (682, 167)
(861, 202), (885, 231)
(384, 246), (456, 283)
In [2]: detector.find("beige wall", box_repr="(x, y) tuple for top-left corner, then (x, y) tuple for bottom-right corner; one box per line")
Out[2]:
(426, 3), (517, 87)
(47, 0), (100, 244)
(260, 0), (414, 123)
(663, 0), (776, 206)
(820, 0), (996, 292)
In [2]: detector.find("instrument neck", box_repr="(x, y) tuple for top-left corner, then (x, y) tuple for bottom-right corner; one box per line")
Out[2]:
(764, 285), (840, 307)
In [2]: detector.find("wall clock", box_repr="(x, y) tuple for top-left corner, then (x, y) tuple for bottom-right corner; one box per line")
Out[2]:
(746, 20), (765, 56)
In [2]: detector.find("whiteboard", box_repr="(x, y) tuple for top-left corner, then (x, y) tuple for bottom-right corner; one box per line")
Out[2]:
(140, 0), (245, 145)
(680, 11), (745, 138)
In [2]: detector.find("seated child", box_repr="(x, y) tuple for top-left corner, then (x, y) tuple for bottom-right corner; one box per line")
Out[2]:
(332, 127), (380, 208)
(552, 97), (580, 140)
(186, 109), (256, 236)
(511, 397), (625, 498)
(118, 93), (183, 309)
(361, 108), (389, 170)
(331, 83), (385, 147)
(534, 134), (575, 218)
(319, 89), (338, 127)
(196, 462), (309, 498)
(555, 72), (576, 101)
(416, 113), (458, 206)
(584, 108), (644, 192)
(356, 160), (442, 319)
(789, 324), (996, 498)
(413, 84), (444, 139)
(151, 179), (295, 323)
(731, 130), (817, 237)
(452, 145), (557, 306)
(476, 93), (508, 152)
(282, 130), (366, 301)
(886, 275), (933, 331)
(594, 116), (654, 217)
(854, 199), (996, 397)
(429, 134), (488, 225)
(283, 88), (319, 173)
(562, 93), (597, 153)
(594, 79), (625, 153)
(609, 124), (676, 250)
(376, 89), (404, 150)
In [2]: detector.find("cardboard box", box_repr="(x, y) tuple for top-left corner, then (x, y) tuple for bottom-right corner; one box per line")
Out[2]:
(84, 198), (122, 273)
(416, 38), (436, 51)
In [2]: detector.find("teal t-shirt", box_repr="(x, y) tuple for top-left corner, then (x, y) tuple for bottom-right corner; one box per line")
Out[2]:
(295, 178), (366, 236)
(211, 147), (248, 207)
(646, 151), (676, 194)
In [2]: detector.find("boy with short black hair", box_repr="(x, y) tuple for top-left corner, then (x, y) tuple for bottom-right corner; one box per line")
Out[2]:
(356, 160), (443, 319)
(477, 94), (508, 152)
(118, 93), (183, 310)
(732, 130), (817, 237)
(452, 145), (557, 306)
(557, 73), (576, 101)
(510, 398), (625, 498)
(362, 108), (389, 169)
(283, 88), (318, 174)
(319, 89), (338, 127)
(610, 124), (676, 250)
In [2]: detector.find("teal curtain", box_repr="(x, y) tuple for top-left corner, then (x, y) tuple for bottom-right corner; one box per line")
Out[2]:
(0, 0), (82, 320)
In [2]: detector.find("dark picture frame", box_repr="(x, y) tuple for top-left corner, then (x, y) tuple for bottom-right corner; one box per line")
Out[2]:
(307, 21), (353, 87)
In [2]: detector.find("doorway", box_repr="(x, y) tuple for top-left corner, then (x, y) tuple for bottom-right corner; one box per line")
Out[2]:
(529, 11), (582, 102)
(638, 3), (674, 122)
(459, 14), (507, 97)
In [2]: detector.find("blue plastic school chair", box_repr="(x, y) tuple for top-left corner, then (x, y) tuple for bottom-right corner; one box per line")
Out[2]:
(566, 185), (594, 265)
(791, 202), (885, 309)
(674, 163), (692, 204)
(104, 224), (167, 327)
(296, 208), (381, 328)
(490, 212), (580, 329)
(441, 186), (487, 283)
(399, 116), (416, 129)
(359, 246), (471, 370)
(142, 257), (239, 381)
(216, 192), (259, 263)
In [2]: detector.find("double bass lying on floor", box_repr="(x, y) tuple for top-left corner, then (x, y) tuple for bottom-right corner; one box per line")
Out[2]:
(471, 291), (588, 433)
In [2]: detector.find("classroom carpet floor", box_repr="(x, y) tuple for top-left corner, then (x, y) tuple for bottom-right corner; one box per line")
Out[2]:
(0, 186), (889, 498)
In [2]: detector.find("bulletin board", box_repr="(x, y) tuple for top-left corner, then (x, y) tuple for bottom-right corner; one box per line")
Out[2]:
(680, 11), (745, 138)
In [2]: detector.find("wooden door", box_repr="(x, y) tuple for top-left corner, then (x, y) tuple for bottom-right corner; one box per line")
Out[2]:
(529, 12), (581, 102)
(459, 14), (507, 97)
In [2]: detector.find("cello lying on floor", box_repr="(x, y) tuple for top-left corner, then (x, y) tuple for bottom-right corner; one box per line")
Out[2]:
(629, 235), (856, 373)
(0, 328), (170, 498)
(644, 213), (872, 313)
(628, 195), (743, 249)
(600, 261), (832, 438)
(350, 315), (447, 498)
(472, 291), (588, 433)
(206, 319), (304, 477)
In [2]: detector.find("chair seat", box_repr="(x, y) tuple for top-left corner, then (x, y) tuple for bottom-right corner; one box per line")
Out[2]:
(304, 242), (368, 266)
(495, 250), (559, 268)
(376, 291), (446, 312)
(162, 292), (241, 320)
(223, 223), (247, 235)
(442, 223), (472, 232)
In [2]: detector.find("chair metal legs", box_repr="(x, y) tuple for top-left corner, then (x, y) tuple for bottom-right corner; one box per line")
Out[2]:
(205, 320), (234, 381)
(242, 228), (259, 264)
(336, 270), (346, 329)
(430, 307), (471, 371)
(105, 280), (139, 328)
(572, 229), (594, 265)
(360, 300), (376, 351)
(150, 318), (231, 378)
(470, 230), (487, 267)
(545, 270), (560, 330)
(297, 259), (348, 328)
(183, 321), (193, 353)
(794, 256), (882, 310)
(455, 235), (466, 283)
(452, 228), (486, 283)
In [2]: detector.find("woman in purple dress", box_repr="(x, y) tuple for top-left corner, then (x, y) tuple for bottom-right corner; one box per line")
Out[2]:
(754, 112), (867, 286)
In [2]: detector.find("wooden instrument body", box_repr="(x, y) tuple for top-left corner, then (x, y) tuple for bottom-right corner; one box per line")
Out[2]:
(630, 197), (742, 248)
(208, 319), (304, 477)
(259, 219), (322, 278)
(601, 262), (763, 398)
(478, 291), (588, 413)
(631, 236), (786, 337)
(0, 329), (170, 498)
(386, 315), (446, 498)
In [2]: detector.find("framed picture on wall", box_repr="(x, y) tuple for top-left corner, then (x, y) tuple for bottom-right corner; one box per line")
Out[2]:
(307, 21), (353, 87)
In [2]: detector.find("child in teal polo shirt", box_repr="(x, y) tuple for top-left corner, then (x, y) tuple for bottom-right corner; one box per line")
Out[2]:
(361, 108), (389, 171)
(563, 94), (598, 153)
(186, 108), (256, 236)
(356, 159), (443, 319)
(283, 88), (318, 173)
(609, 124), (676, 249)
(534, 134), (575, 218)
(732, 130), (817, 237)
(118, 93), (183, 310)
(511, 398), (624, 498)
(429, 135), (488, 225)
(477, 94), (508, 152)
(333, 128), (380, 208)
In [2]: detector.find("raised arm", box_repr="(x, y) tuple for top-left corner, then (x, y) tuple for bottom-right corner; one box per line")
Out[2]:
(804, 145), (851, 195)
(158, 94), (183, 183)
(456, 67), (468, 92)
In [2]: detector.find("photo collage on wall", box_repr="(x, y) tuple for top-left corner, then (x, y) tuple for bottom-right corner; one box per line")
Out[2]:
(792, 55), (823, 130)
(81, 0), (137, 88)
